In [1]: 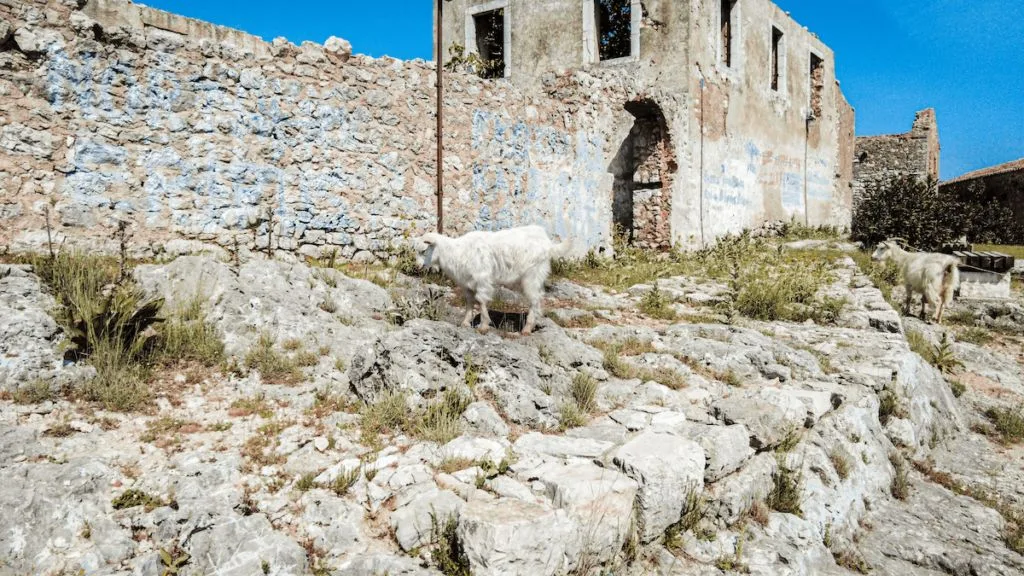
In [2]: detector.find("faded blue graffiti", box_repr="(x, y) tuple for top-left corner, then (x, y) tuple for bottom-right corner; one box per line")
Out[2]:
(469, 110), (608, 247)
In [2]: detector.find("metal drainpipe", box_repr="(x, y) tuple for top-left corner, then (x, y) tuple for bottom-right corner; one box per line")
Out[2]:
(698, 67), (706, 248)
(803, 113), (811, 226)
(435, 0), (445, 234)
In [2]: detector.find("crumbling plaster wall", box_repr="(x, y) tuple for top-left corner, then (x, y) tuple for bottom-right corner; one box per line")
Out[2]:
(439, 0), (853, 250)
(853, 108), (939, 206)
(683, 0), (851, 247)
(0, 0), (634, 259)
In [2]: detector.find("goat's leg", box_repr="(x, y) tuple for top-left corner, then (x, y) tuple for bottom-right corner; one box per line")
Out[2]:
(521, 289), (543, 336)
(903, 287), (913, 317)
(476, 298), (491, 334)
(460, 289), (476, 328)
(920, 294), (928, 322)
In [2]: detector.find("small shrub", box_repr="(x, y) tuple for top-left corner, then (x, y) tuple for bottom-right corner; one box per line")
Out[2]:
(602, 347), (634, 380)
(44, 422), (76, 438)
(317, 299), (338, 314)
(984, 405), (1024, 444)
(569, 373), (598, 413)
(747, 500), (770, 527)
(776, 429), (801, 453)
(889, 452), (910, 500)
(464, 355), (479, 390)
(639, 283), (677, 321)
(430, 512), (471, 576)
(767, 458), (803, 516)
(829, 449), (851, 480)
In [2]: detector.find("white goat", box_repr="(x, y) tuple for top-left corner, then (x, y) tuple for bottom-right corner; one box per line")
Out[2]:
(871, 240), (960, 324)
(415, 225), (571, 335)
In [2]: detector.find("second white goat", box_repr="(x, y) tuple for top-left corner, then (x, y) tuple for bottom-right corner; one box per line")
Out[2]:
(871, 240), (960, 324)
(415, 225), (571, 335)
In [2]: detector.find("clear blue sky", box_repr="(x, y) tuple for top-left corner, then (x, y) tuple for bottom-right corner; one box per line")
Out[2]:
(141, 0), (1024, 180)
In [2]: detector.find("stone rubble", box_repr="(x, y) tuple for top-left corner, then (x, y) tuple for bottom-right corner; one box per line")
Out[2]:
(0, 251), (1022, 576)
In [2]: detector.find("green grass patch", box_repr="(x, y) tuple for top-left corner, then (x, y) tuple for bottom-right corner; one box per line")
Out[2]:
(984, 405), (1024, 443)
(244, 333), (303, 385)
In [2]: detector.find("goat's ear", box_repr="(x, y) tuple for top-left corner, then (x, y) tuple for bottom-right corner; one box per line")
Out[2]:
(422, 233), (441, 246)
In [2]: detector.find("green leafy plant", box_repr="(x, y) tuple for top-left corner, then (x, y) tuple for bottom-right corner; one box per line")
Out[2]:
(159, 546), (190, 576)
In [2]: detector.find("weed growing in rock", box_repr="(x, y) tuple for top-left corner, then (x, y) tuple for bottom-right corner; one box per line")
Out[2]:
(436, 457), (476, 474)
(767, 458), (803, 516)
(463, 355), (479, 390)
(111, 489), (165, 511)
(329, 466), (361, 496)
(639, 282), (677, 320)
(295, 472), (318, 492)
(43, 422), (76, 437)
(229, 396), (274, 418)
(155, 296), (225, 367)
(244, 333), (302, 385)
(958, 326), (993, 346)
(889, 452), (910, 500)
(430, 512), (471, 576)
(558, 402), (588, 430)
(569, 372), (598, 413)
(930, 333), (963, 374)
(388, 286), (447, 325)
(878, 391), (903, 426)
(241, 420), (289, 471)
(317, 299), (338, 314)
(829, 449), (851, 480)
(949, 380), (966, 398)
(416, 389), (471, 444)
(984, 405), (1024, 444)
(360, 391), (411, 445)
(11, 380), (55, 404)
(832, 548), (871, 574)
(665, 489), (710, 549)
(913, 459), (1024, 555)
(547, 311), (598, 329)
(158, 545), (190, 576)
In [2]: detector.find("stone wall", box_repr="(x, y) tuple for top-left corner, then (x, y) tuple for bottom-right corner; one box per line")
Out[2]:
(853, 108), (939, 206)
(0, 0), (633, 260)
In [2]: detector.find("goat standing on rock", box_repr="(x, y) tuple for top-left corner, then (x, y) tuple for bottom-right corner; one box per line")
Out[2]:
(415, 225), (572, 335)
(871, 240), (960, 324)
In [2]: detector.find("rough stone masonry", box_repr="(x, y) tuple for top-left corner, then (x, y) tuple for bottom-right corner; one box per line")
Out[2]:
(1, 0), (852, 262)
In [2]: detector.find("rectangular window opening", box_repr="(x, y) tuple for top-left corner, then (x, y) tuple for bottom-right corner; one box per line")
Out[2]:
(770, 27), (783, 91)
(809, 52), (824, 118)
(473, 9), (506, 79)
(596, 0), (632, 61)
(721, 0), (736, 67)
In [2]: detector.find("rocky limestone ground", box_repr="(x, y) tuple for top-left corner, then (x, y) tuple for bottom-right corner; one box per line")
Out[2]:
(1, 246), (1024, 576)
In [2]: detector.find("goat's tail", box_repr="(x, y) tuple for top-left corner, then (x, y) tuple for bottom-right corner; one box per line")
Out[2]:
(548, 238), (574, 261)
(940, 260), (960, 305)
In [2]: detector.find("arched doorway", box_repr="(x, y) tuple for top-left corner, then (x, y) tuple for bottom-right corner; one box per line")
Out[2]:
(611, 99), (676, 250)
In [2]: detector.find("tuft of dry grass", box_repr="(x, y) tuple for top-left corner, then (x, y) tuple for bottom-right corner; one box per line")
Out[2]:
(244, 333), (303, 385)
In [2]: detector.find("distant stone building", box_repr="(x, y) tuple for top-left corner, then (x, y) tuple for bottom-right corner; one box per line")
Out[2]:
(941, 158), (1024, 243)
(438, 0), (855, 248)
(853, 109), (940, 205)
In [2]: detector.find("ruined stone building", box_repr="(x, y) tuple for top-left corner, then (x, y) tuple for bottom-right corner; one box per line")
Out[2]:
(853, 109), (940, 205)
(440, 0), (855, 249)
(1, 0), (852, 260)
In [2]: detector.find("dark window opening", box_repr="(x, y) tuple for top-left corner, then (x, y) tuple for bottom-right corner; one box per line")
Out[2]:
(770, 27), (783, 91)
(809, 53), (824, 118)
(721, 0), (736, 67)
(596, 0), (632, 61)
(473, 9), (505, 79)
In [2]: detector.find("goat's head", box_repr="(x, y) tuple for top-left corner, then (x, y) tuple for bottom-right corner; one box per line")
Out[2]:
(871, 240), (898, 262)
(414, 232), (443, 269)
